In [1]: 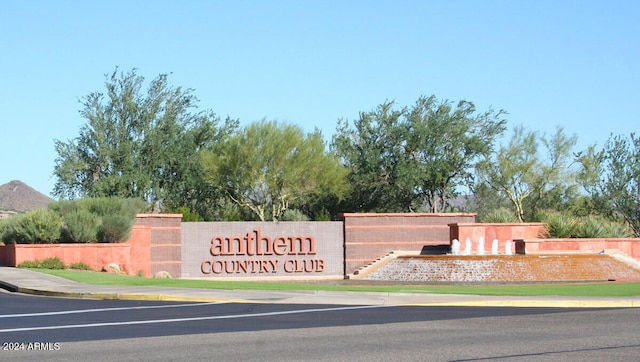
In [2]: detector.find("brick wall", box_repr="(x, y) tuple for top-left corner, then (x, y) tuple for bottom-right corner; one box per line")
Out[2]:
(515, 238), (640, 260)
(0, 214), (183, 278)
(136, 214), (182, 278)
(342, 213), (476, 274)
(450, 222), (546, 255)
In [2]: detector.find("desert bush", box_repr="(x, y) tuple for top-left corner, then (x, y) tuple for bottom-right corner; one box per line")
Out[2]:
(314, 209), (331, 221)
(537, 211), (633, 239)
(78, 197), (146, 219)
(479, 207), (520, 223)
(98, 215), (134, 243)
(574, 216), (633, 238)
(172, 206), (205, 222)
(0, 218), (9, 244)
(17, 260), (41, 268)
(2, 209), (63, 244)
(18, 257), (66, 269)
(44, 197), (145, 243)
(574, 216), (608, 238)
(280, 209), (310, 221)
(61, 210), (101, 243)
(40, 257), (66, 269)
(69, 262), (93, 271)
(605, 222), (634, 238)
(48, 199), (80, 217)
(537, 211), (579, 238)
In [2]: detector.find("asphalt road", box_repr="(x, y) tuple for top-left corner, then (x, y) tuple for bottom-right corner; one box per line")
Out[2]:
(2, 291), (640, 361)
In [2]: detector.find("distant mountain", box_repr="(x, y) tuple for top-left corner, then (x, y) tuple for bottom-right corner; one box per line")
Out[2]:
(0, 180), (54, 213)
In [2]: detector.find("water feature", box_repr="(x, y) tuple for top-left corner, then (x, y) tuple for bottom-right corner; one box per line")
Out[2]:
(477, 237), (485, 255)
(463, 238), (472, 255)
(491, 239), (498, 255)
(363, 254), (640, 282)
(451, 239), (460, 255)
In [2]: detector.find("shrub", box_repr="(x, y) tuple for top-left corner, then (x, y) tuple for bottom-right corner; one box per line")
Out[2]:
(605, 222), (634, 238)
(18, 257), (66, 269)
(0, 218), (9, 244)
(574, 216), (608, 238)
(98, 215), (134, 243)
(40, 257), (66, 269)
(61, 210), (101, 243)
(79, 197), (146, 219)
(574, 216), (633, 238)
(280, 209), (310, 221)
(3, 209), (63, 244)
(314, 209), (331, 221)
(172, 206), (205, 222)
(480, 208), (520, 223)
(47, 197), (145, 243)
(69, 262), (93, 271)
(48, 199), (79, 217)
(17, 260), (41, 268)
(538, 211), (579, 238)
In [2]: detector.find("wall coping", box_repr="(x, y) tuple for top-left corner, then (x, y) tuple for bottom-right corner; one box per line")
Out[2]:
(341, 212), (476, 218)
(452, 222), (546, 226)
(515, 238), (640, 243)
(4, 243), (131, 248)
(136, 213), (182, 218)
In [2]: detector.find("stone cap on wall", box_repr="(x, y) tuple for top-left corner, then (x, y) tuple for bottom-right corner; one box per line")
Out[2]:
(136, 213), (183, 218)
(341, 212), (477, 218)
(449, 222), (545, 226)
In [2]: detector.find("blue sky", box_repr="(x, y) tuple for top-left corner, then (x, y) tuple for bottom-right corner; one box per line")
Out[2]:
(1, 0), (638, 196)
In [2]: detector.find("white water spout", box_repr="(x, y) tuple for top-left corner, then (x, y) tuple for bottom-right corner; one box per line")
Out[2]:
(491, 239), (499, 255)
(505, 240), (513, 255)
(451, 239), (460, 255)
(477, 237), (485, 255)
(463, 237), (471, 255)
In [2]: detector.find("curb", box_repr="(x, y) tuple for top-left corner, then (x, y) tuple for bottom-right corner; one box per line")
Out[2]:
(3, 284), (639, 308)
(404, 300), (640, 308)
(5, 286), (255, 304)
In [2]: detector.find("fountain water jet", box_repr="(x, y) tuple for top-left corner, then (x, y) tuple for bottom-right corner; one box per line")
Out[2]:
(463, 238), (472, 255)
(477, 237), (485, 255)
(451, 239), (460, 255)
(491, 239), (499, 255)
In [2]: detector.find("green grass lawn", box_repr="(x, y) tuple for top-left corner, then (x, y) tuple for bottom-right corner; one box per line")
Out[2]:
(32, 268), (640, 297)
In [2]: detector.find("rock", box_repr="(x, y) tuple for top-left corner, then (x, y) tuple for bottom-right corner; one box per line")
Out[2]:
(154, 271), (172, 279)
(102, 263), (122, 274)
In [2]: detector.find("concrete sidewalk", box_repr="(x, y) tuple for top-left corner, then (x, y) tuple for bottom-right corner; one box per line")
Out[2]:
(1, 267), (639, 308)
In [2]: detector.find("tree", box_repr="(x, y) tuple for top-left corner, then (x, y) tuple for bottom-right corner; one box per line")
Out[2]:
(405, 96), (507, 212)
(577, 133), (640, 236)
(53, 68), (237, 212)
(332, 96), (506, 212)
(332, 101), (414, 212)
(201, 120), (349, 221)
(476, 126), (578, 222)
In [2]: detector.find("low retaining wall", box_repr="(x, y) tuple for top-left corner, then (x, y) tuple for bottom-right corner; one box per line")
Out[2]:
(0, 214), (182, 277)
(450, 222), (546, 255)
(0, 242), (132, 273)
(515, 238), (640, 259)
(343, 213), (476, 274)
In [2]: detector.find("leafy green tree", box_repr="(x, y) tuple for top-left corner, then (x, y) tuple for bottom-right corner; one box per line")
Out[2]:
(332, 96), (506, 212)
(53, 68), (237, 213)
(577, 133), (640, 236)
(405, 96), (507, 212)
(476, 126), (578, 222)
(202, 120), (349, 221)
(332, 101), (413, 212)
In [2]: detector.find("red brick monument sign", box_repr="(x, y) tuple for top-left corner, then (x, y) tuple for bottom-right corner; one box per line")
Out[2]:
(181, 222), (343, 278)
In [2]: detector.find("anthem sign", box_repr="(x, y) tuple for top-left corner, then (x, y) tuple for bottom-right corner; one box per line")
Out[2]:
(181, 222), (343, 278)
